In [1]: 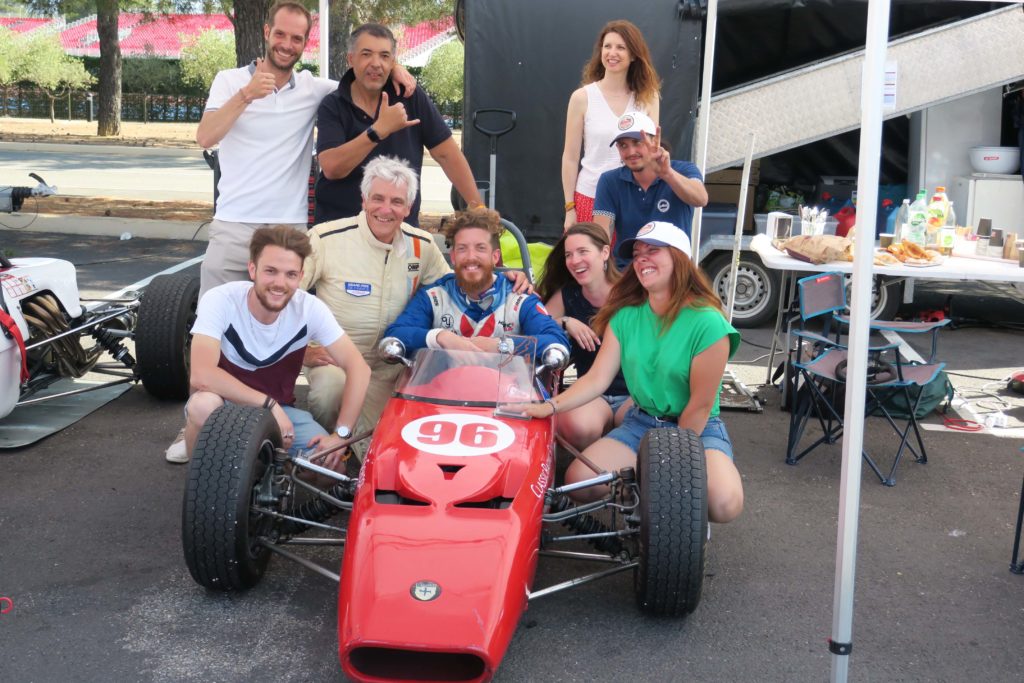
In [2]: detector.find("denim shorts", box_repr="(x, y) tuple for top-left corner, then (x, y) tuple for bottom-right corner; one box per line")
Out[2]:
(601, 393), (631, 416)
(185, 398), (326, 457)
(605, 406), (734, 459)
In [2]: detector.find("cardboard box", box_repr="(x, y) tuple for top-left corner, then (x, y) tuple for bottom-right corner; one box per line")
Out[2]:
(705, 183), (756, 231)
(706, 160), (761, 186)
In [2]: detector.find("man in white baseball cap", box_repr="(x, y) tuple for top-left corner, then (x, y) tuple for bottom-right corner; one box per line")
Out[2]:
(594, 111), (708, 266)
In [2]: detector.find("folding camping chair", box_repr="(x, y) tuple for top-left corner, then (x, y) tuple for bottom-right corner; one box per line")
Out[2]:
(785, 272), (948, 486)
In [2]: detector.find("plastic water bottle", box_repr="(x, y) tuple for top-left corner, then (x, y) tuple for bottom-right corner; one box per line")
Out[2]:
(889, 198), (909, 237)
(904, 190), (928, 245)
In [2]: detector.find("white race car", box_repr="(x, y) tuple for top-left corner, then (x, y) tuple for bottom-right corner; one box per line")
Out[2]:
(1, 176), (197, 421)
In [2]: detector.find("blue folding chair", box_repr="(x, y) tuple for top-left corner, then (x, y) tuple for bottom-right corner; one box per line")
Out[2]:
(785, 272), (948, 486)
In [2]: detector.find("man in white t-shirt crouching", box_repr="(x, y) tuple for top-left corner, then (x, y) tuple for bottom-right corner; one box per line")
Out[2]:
(184, 226), (369, 470)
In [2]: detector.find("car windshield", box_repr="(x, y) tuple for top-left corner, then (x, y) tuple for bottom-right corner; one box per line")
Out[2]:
(396, 347), (541, 407)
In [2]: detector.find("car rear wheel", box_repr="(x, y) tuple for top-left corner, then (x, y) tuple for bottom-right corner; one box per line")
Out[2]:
(842, 275), (903, 321)
(136, 272), (198, 400)
(634, 427), (708, 617)
(704, 252), (780, 328)
(182, 404), (282, 591)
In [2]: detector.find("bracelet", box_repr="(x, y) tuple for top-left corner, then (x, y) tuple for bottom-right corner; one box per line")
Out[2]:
(561, 317), (568, 331)
(262, 395), (276, 410)
(564, 200), (576, 212)
(545, 398), (558, 416)
(366, 126), (382, 143)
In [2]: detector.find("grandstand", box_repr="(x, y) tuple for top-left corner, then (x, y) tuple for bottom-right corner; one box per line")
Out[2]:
(0, 13), (455, 65)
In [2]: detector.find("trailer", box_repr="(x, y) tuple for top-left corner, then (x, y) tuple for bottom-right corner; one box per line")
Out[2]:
(455, 0), (1024, 326)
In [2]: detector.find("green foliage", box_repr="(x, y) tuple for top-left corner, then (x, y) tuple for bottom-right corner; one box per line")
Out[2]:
(0, 27), (25, 89)
(180, 28), (235, 91)
(122, 56), (180, 94)
(419, 39), (462, 105)
(19, 33), (94, 94)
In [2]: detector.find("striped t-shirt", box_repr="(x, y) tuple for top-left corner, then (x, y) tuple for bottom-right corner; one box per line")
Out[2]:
(191, 281), (343, 406)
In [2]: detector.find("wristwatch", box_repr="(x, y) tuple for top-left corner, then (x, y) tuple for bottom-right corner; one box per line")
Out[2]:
(366, 126), (382, 143)
(335, 425), (352, 439)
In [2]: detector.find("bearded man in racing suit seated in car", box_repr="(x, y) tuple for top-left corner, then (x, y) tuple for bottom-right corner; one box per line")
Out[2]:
(383, 207), (569, 357)
(301, 158), (533, 453)
(185, 226), (370, 471)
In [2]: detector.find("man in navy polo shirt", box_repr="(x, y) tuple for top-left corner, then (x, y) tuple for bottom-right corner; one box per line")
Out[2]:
(593, 111), (708, 266)
(314, 23), (482, 226)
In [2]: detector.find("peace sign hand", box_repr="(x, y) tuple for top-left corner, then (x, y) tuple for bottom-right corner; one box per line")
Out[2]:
(644, 126), (671, 178)
(375, 91), (422, 138)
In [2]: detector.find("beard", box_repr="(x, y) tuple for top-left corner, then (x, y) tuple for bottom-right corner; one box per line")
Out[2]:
(253, 282), (294, 313)
(267, 46), (300, 72)
(454, 261), (494, 298)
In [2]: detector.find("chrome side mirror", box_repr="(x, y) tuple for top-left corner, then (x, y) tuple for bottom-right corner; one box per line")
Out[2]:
(539, 343), (570, 373)
(377, 337), (410, 366)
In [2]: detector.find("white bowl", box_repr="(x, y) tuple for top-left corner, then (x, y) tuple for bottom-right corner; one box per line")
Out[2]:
(969, 146), (1020, 175)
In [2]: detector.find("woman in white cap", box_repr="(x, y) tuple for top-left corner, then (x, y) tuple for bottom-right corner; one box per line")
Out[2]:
(561, 20), (660, 230)
(514, 221), (744, 524)
(535, 222), (631, 453)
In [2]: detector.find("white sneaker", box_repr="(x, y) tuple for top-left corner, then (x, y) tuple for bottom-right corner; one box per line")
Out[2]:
(165, 428), (189, 464)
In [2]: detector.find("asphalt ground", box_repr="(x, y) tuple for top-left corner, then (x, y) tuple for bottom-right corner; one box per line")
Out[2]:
(1, 230), (1023, 682)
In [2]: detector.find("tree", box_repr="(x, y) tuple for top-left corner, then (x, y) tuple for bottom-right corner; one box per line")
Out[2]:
(226, 0), (272, 67)
(213, 1), (449, 78)
(19, 33), (94, 122)
(27, 0), (194, 135)
(419, 39), (462, 105)
(122, 56), (180, 95)
(326, 1), (449, 80)
(95, 0), (121, 135)
(180, 28), (236, 91)
(0, 27), (26, 117)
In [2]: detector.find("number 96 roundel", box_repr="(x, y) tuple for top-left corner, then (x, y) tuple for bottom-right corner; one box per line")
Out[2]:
(400, 414), (516, 457)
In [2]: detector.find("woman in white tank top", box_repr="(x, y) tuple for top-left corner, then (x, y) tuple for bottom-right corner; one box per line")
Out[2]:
(561, 20), (661, 231)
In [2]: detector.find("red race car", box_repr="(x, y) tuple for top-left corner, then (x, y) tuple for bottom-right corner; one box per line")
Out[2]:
(181, 336), (708, 683)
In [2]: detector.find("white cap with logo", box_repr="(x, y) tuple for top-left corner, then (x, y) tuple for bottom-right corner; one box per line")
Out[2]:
(609, 111), (657, 146)
(616, 221), (692, 260)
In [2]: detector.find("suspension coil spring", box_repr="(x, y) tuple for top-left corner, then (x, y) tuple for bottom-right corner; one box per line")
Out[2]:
(91, 327), (135, 365)
(280, 480), (356, 535)
(549, 495), (623, 554)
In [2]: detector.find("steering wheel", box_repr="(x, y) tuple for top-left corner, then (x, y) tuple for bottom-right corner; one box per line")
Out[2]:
(835, 358), (897, 385)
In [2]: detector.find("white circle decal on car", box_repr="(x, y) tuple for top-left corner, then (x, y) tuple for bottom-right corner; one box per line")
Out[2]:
(401, 414), (516, 457)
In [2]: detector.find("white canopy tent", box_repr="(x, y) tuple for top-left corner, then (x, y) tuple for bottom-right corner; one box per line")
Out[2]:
(691, 1), (892, 681)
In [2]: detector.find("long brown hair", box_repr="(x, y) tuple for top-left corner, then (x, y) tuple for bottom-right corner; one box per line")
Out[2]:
(591, 246), (722, 336)
(536, 222), (619, 302)
(581, 20), (661, 111)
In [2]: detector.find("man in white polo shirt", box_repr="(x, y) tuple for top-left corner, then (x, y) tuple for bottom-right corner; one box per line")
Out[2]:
(194, 0), (414, 298)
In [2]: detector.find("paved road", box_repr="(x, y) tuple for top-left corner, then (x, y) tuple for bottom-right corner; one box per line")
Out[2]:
(1, 233), (1022, 682)
(0, 141), (455, 212)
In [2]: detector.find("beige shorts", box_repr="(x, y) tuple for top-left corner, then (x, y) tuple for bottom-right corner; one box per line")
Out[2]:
(200, 219), (306, 298)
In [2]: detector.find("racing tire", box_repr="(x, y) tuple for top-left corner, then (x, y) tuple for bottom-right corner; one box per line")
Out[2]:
(136, 272), (198, 400)
(704, 252), (780, 328)
(634, 427), (708, 617)
(182, 404), (281, 591)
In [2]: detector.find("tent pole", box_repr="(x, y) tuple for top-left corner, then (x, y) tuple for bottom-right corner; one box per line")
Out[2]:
(690, 0), (718, 252)
(831, 1), (892, 681)
(319, 0), (329, 78)
(725, 132), (755, 323)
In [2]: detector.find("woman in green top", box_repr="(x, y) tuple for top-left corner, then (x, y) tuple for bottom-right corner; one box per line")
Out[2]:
(517, 221), (743, 523)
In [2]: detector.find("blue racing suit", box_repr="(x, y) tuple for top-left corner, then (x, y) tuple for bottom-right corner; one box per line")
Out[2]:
(384, 273), (568, 356)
